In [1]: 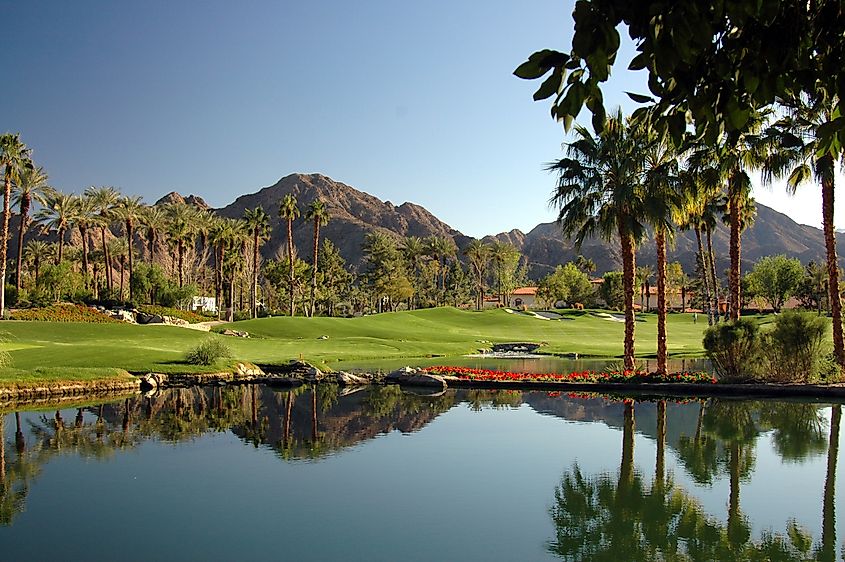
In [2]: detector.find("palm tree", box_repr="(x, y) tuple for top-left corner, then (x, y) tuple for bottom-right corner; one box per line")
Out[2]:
(113, 196), (144, 300)
(763, 93), (845, 369)
(426, 235), (454, 300)
(402, 236), (426, 309)
(22, 240), (54, 286)
(677, 169), (716, 324)
(164, 202), (196, 288)
(688, 111), (768, 320)
(139, 205), (168, 265)
(548, 111), (652, 370)
(278, 193), (300, 317)
(34, 189), (73, 265)
(12, 165), (49, 291)
(243, 206), (271, 318)
(463, 239), (490, 311)
(209, 217), (235, 320)
(84, 186), (120, 294)
(109, 237), (129, 300)
(641, 131), (680, 375)
(0, 134), (33, 316)
(305, 199), (330, 317)
(67, 194), (95, 286)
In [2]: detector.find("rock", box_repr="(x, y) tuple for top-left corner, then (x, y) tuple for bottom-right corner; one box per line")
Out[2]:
(318, 335), (329, 340)
(221, 329), (250, 338)
(334, 371), (369, 386)
(136, 312), (165, 325)
(236, 363), (265, 377)
(163, 316), (189, 326)
(303, 366), (324, 382)
(139, 373), (168, 390)
(111, 310), (136, 323)
(385, 367), (447, 389)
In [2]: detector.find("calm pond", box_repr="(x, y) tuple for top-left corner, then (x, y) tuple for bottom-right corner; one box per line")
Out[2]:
(0, 384), (840, 561)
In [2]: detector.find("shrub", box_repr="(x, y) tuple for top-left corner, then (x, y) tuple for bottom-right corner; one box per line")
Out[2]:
(703, 318), (763, 382)
(138, 305), (206, 324)
(11, 304), (121, 323)
(4, 284), (18, 308)
(184, 338), (232, 365)
(763, 310), (829, 383)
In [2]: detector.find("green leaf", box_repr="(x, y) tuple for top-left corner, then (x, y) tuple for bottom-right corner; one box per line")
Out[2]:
(626, 91), (654, 104)
(533, 67), (564, 101)
(513, 50), (569, 80)
(628, 52), (649, 71)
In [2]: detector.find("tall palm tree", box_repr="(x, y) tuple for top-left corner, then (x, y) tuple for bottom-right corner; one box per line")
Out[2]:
(67, 194), (95, 286)
(139, 205), (168, 265)
(243, 206), (271, 318)
(164, 202), (196, 288)
(463, 239), (490, 311)
(641, 133), (680, 376)
(278, 193), (300, 317)
(34, 189), (73, 265)
(109, 237), (129, 300)
(426, 235), (454, 300)
(22, 240), (54, 286)
(688, 112), (768, 320)
(12, 165), (49, 291)
(209, 217), (234, 320)
(113, 196), (144, 299)
(0, 134), (33, 316)
(763, 93), (845, 369)
(548, 111), (652, 370)
(84, 186), (120, 294)
(305, 199), (330, 317)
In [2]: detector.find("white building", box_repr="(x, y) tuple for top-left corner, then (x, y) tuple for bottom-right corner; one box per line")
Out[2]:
(192, 296), (217, 314)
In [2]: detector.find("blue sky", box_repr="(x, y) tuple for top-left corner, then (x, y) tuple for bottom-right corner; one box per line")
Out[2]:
(1, 0), (836, 237)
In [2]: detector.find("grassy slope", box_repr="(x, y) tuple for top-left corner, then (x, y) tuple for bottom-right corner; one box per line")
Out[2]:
(0, 308), (714, 383)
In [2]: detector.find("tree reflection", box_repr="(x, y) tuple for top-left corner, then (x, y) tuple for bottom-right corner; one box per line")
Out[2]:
(549, 398), (843, 561)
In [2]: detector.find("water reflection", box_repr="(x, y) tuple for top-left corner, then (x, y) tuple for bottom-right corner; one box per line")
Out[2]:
(548, 399), (842, 560)
(0, 386), (843, 560)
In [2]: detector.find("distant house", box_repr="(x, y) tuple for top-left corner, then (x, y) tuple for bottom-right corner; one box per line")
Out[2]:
(192, 296), (217, 314)
(511, 287), (538, 308)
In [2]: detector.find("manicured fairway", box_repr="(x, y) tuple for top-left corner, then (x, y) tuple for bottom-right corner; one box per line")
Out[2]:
(0, 308), (713, 383)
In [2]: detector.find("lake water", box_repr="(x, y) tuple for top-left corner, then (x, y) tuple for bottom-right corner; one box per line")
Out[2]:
(0, 385), (840, 560)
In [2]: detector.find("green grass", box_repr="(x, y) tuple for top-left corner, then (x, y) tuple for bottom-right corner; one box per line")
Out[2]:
(0, 307), (727, 386)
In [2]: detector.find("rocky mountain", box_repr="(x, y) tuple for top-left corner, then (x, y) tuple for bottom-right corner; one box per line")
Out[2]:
(487, 203), (841, 279)
(155, 192), (210, 209)
(216, 173), (472, 269)
(151, 172), (838, 280)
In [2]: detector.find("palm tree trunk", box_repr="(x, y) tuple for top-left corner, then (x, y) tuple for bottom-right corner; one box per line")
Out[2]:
(310, 221), (319, 318)
(0, 417), (5, 483)
(148, 232), (156, 265)
(619, 224), (636, 370)
(101, 227), (112, 293)
(620, 401), (635, 490)
(126, 221), (134, 300)
(34, 257), (40, 286)
(727, 442), (742, 547)
(287, 218), (295, 317)
(15, 195), (30, 291)
(177, 240), (185, 288)
(821, 404), (840, 562)
(694, 227), (713, 325)
(119, 259), (125, 300)
(215, 245), (223, 320)
(656, 400), (666, 483)
(728, 179), (741, 320)
(14, 411), (24, 454)
(228, 272), (234, 322)
(821, 163), (845, 368)
(656, 227), (668, 375)
(0, 172), (11, 316)
(311, 386), (318, 445)
(706, 227), (719, 322)
(80, 226), (90, 287)
(283, 391), (294, 450)
(57, 227), (65, 265)
(252, 232), (259, 319)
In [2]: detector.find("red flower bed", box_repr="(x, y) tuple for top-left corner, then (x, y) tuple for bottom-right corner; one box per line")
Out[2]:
(427, 366), (716, 384)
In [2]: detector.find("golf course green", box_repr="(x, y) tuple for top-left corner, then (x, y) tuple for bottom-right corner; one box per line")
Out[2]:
(0, 307), (716, 386)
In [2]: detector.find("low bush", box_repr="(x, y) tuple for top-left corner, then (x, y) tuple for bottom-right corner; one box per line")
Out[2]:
(763, 310), (829, 383)
(703, 318), (762, 382)
(11, 304), (121, 323)
(138, 305), (206, 324)
(184, 338), (232, 365)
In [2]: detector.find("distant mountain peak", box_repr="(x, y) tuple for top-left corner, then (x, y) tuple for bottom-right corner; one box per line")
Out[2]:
(155, 191), (209, 209)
